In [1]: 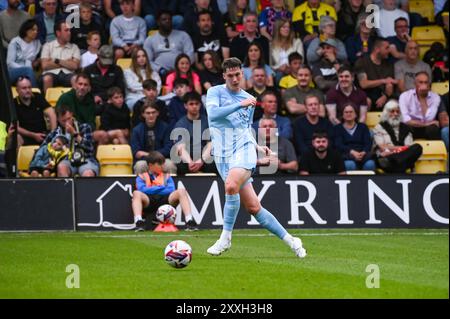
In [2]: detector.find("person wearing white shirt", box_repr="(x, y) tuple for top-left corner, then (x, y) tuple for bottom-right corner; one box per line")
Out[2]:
(80, 30), (100, 68)
(377, 0), (409, 38)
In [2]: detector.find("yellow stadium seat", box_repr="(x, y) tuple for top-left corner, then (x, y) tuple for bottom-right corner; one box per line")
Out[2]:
(95, 115), (101, 130)
(411, 26), (446, 59)
(116, 58), (132, 70)
(409, 0), (435, 23)
(45, 87), (71, 107)
(28, 3), (35, 17)
(17, 145), (40, 177)
(414, 140), (448, 174)
(366, 112), (382, 130)
(431, 82), (449, 95)
(96, 144), (133, 176)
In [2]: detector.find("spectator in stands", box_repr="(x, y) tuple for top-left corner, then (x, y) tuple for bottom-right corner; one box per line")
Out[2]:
(0, 121), (14, 178)
(61, 1), (105, 23)
(167, 77), (202, 129)
(299, 129), (346, 175)
(131, 79), (168, 127)
(29, 134), (70, 177)
(110, 0), (146, 60)
(312, 38), (348, 93)
(399, 72), (442, 140)
(0, 0), (30, 49)
(306, 16), (347, 65)
(326, 65), (368, 125)
(83, 45), (126, 106)
(256, 117), (298, 175)
(132, 151), (198, 232)
(252, 91), (292, 139)
(124, 48), (162, 110)
(40, 21), (80, 94)
(14, 76), (57, 146)
(293, 94), (334, 158)
(440, 92), (449, 151)
(198, 50), (225, 92)
(80, 31), (100, 68)
(192, 10), (230, 71)
(283, 65), (325, 119)
(242, 41), (274, 89)
(184, 0), (225, 39)
(279, 52), (303, 93)
(172, 92), (216, 175)
(337, 0), (365, 41)
(377, 0), (409, 38)
(104, 0), (141, 23)
(99, 86), (131, 144)
(164, 53), (202, 95)
(7, 19), (41, 88)
(35, 0), (64, 44)
(345, 12), (376, 64)
(42, 104), (99, 177)
(223, 0), (251, 40)
(0, 0), (24, 11)
(70, 2), (106, 53)
(373, 100), (423, 173)
(395, 41), (432, 93)
(292, 0), (337, 45)
(270, 18), (304, 85)
(334, 103), (375, 171)
(144, 10), (195, 78)
(386, 17), (410, 63)
(130, 102), (172, 161)
(258, 0), (292, 41)
(423, 42), (449, 83)
(354, 37), (397, 110)
(229, 11), (270, 64)
(142, 0), (185, 31)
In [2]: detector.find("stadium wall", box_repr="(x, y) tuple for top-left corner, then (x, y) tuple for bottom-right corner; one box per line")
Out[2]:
(0, 175), (448, 231)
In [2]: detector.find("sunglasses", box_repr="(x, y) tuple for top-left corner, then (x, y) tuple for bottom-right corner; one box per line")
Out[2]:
(164, 38), (170, 49)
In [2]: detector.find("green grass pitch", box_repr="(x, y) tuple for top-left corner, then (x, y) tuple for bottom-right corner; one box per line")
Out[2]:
(0, 229), (448, 299)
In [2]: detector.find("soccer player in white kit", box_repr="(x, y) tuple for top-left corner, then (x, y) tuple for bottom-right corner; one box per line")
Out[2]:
(205, 57), (307, 258)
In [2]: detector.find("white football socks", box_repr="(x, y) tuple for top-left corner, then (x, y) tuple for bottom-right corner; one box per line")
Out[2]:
(282, 234), (294, 247)
(219, 230), (232, 243)
(134, 215), (143, 223)
(185, 214), (193, 223)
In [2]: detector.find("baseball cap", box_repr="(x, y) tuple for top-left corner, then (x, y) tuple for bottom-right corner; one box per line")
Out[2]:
(98, 45), (114, 65)
(319, 38), (338, 48)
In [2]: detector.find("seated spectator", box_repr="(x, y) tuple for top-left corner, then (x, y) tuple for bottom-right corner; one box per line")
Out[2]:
(306, 16), (347, 65)
(183, 0), (224, 38)
(142, 0), (184, 31)
(99, 87), (131, 144)
(42, 104), (99, 177)
(110, 0), (146, 60)
(299, 130), (346, 175)
(164, 53), (202, 95)
(0, 0), (30, 49)
(35, 0), (64, 44)
(83, 45), (126, 106)
(130, 102), (172, 161)
(345, 12), (376, 64)
(292, 94), (334, 158)
(124, 48), (162, 110)
(326, 65), (368, 125)
(399, 72), (442, 140)
(172, 92), (217, 175)
(29, 135), (70, 177)
(0, 121), (14, 178)
(258, 0), (292, 41)
(132, 151), (198, 232)
(198, 50), (225, 92)
(144, 10), (195, 78)
(40, 21), (80, 94)
(354, 37), (398, 110)
(278, 52), (303, 93)
(283, 65), (325, 119)
(167, 78), (192, 129)
(386, 17), (410, 63)
(270, 18), (304, 85)
(70, 2), (106, 53)
(131, 79), (168, 127)
(242, 41), (274, 89)
(312, 38), (348, 93)
(61, 1), (106, 23)
(337, 0), (366, 41)
(423, 42), (449, 83)
(229, 11), (270, 64)
(395, 41), (432, 93)
(292, 0), (337, 45)
(14, 76), (57, 146)
(256, 117), (298, 175)
(440, 92), (449, 151)
(377, 0), (409, 38)
(252, 91), (292, 139)
(104, 0), (141, 23)
(192, 10), (230, 70)
(80, 31), (100, 68)
(334, 103), (375, 171)
(7, 19), (41, 87)
(223, 0), (251, 40)
(373, 100), (423, 173)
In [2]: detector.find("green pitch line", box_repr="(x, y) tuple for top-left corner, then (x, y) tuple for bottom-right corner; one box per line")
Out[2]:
(0, 229), (448, 299)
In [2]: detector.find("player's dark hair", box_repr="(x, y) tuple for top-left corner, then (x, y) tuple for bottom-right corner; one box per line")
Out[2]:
(222, 57), (242, 72)
(145, 151), (165, 165)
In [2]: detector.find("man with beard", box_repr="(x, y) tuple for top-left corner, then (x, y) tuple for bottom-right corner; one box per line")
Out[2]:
(373, 100), (423, 173)
(0, 0), (30, 49)
(299, 129), (346, 175)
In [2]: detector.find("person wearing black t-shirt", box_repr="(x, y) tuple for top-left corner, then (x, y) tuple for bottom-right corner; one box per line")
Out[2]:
(99, 87), (131, 144)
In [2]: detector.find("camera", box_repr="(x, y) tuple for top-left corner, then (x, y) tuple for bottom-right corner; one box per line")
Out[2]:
(70, 144), (86, 167)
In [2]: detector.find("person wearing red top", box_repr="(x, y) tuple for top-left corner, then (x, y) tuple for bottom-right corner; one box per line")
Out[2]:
(164, 53), (202, 95)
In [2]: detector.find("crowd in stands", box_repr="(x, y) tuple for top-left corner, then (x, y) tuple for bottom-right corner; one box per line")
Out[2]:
(0, 0), (449, 178)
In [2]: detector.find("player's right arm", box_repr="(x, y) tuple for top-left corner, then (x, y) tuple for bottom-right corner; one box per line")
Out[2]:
(206, 87), (256, 121)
